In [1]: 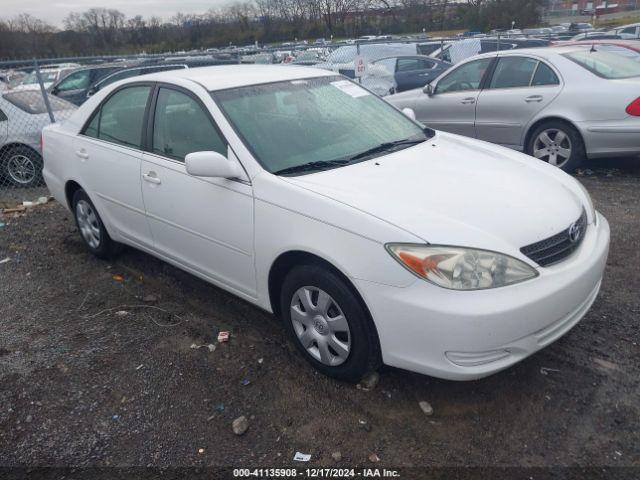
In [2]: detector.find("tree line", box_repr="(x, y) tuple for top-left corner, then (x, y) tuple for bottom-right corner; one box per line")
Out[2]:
(0, 0), (544, 60)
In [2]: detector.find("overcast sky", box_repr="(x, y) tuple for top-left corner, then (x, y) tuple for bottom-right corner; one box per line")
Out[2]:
(1, 0), (230, 27)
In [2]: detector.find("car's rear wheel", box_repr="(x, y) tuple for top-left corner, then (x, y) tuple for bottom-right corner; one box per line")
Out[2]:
(526, 121), (585, 172)
(280, 264), (380, 382)
(72, 189), (120, 259)
(1, 146), (43, 187)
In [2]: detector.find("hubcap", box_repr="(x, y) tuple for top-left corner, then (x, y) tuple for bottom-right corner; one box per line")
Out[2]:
(76, 200), (101, 249)
(7, 154), (36, 184)
(532, 129), (572, 168)
(290, 286), (351, 366)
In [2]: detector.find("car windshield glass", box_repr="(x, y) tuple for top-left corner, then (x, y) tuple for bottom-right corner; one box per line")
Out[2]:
(563, 49), (640, 78)
(212, 76), (428, 174)
(2, 92), (74, 114)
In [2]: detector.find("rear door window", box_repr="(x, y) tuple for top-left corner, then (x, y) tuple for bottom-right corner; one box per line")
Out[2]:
(532, 62), (560, 85)
(489, 56), (539, 88)
(397, 58), (422, 72)
(82, 85), (151, 149)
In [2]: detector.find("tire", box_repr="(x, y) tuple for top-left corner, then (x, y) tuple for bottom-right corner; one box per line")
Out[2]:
(526, 120), (585, 172)
(72, 189), (121, 259)
(1, 146), (43, 187)
(280, 264), (381, 382)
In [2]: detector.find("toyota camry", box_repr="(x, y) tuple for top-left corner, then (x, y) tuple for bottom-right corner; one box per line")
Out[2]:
(42, 65), (610, 381)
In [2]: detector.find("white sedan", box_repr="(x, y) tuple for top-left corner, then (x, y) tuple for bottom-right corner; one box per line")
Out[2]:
(42, 65), (610, 381)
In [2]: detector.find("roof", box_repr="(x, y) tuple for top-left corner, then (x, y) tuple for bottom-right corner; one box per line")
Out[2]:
(142, 64), (334, 91)
(555, 40), (640, 52)
(471, 45), (586, 60)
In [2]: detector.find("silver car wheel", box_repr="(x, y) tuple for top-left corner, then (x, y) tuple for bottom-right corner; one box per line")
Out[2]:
(76, 200), (101, 249)
(532, 129), (572, 168)
(290, 286), (351, 366)
(7, 154), (36, 184)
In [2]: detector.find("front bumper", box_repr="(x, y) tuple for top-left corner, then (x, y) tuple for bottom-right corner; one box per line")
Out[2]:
(355, 212), (610, 380)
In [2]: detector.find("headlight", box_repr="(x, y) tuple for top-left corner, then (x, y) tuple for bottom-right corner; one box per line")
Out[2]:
(386, 244), (538, 290)
(574, 180), (596, 225)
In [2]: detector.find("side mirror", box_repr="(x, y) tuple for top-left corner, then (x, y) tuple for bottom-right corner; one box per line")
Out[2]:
(402, 108), (416, 121)
(185, 151), (243, 179)
(423, 84), (434, 96)
(86, 87), (96, 98)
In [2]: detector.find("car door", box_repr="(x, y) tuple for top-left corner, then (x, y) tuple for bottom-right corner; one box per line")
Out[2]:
(395, 57), (440, 91)
(73, 84), (155, 248)
(475, 56), (562, 148)
(413, 57), (493, 137)
(51, 70), (92, 106)
(140, 86), (256, 297)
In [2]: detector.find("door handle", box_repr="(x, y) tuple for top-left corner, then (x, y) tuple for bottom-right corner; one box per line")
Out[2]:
(142, 172), (161, 185)
(75, 149), (89, 160)
(461, 97), (476, 104)
(525, 95), (543, 103)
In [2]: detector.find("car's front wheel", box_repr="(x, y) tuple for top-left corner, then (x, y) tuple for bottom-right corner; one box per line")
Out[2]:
(1, 146), (43, 187)
(526, 121), (585, 172)
(72, 189), (121, 259)
(280, 264), (381, 382)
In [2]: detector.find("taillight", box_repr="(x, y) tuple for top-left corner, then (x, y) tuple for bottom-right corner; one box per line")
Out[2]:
(626, 97), (640, 116)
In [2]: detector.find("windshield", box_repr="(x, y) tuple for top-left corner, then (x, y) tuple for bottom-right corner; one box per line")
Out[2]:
(213, 76), (427, 174)
(563, 49), (640, 78)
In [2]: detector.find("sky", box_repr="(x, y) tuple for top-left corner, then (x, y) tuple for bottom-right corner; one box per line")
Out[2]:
(1, 0), (230, 27)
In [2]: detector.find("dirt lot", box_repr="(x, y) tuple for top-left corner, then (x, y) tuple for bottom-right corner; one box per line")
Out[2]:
(0, 159), (639, 475)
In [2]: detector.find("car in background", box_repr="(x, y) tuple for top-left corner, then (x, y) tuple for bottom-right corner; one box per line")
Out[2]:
(49, 64), (127, 106)
(10, 63), (79, 91)
(370, 55), (452, 92)
(42, 65), (608, 382)
(570, 31), (621, 41)
(316, 43), (424, 77)
(288, 50), (326, 66)
(608, 23), (640, 39)
(431, 38), (550, 63)
(387, 46), (640, 171)
(523, 28), (553, 36)
(0, 91), (76, 186)
(86, 64), (189, 99)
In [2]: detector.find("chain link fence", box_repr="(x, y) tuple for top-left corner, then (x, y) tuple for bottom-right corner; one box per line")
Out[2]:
(0, 34), (557, 208)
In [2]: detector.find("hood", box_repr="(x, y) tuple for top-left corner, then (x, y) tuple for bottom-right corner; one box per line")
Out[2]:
(283, 132), (584, 256)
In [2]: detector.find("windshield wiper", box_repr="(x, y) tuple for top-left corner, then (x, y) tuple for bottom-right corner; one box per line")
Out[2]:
(274, 133), (431, 176)
(345, 136), (427, 162)
(274, 159), (351, 176)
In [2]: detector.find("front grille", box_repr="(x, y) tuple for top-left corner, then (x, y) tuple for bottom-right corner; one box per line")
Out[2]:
(520, 210), (587, 267)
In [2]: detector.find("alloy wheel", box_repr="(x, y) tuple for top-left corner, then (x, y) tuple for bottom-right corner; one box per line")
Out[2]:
(532, 129), (572, 168)
(6, 154), (36, 185)
(76, 200), (101, 249)
(290, 286), (351, 366)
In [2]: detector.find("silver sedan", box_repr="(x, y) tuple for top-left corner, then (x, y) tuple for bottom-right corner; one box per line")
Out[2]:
(386, 46), (640, 171)
(1, 91), (76, 187)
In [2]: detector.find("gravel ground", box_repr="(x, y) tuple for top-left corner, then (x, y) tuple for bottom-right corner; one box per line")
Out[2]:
(0, 159), (638, 474)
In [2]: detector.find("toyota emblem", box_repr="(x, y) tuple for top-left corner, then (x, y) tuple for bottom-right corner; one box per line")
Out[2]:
(568, 222), (582, 243)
